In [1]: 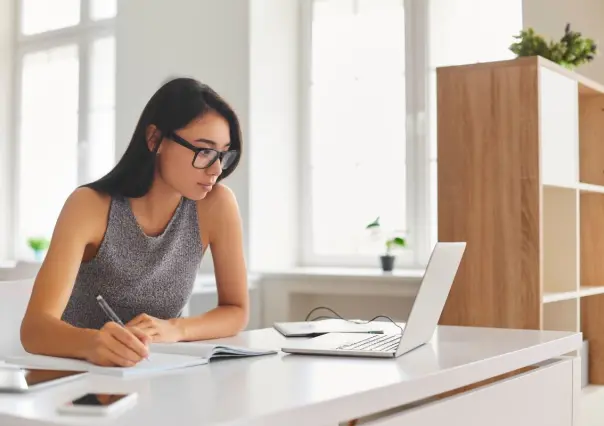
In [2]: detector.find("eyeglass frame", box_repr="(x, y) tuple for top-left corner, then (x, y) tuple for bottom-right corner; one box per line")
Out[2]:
(166, 132), (239, 170)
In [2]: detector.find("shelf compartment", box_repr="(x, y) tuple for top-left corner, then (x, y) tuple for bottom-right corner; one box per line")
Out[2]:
(580, 192), (604, 286)
(543, 298), (579, 332)
(539, 66), (579, 188)
(543, 186), (579, 294)
(581, 295), (604, 384)
(579, 94), (604, 186)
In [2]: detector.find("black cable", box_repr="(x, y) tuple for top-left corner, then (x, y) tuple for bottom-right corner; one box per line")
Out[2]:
(304, 306), (404, 334)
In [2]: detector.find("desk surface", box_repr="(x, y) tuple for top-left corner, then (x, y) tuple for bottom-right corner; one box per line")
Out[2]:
(0, 326), (581, 426)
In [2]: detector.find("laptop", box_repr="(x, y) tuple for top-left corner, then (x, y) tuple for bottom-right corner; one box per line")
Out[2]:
(281, 242), (466, 358)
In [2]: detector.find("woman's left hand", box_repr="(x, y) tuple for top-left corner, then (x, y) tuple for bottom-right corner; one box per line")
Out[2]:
(126, 314), (184, 343)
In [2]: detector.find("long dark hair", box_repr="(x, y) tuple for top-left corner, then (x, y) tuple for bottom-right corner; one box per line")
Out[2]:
(85, 77), (242, 198)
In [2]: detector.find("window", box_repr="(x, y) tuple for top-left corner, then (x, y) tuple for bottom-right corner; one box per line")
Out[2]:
(303, 0), (412, 267)
(14, 0), (116, 260)
(302, 0), (522, 268)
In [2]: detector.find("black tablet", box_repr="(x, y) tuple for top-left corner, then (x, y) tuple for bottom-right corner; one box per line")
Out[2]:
(0, 368), (86, 393)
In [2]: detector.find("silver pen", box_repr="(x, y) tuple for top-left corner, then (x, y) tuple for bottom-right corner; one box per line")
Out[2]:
(96, 295), (149, 361)
(96, 295), (126, 326)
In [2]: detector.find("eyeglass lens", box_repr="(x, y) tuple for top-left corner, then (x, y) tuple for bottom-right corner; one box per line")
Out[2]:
(193, 150), (238, 169)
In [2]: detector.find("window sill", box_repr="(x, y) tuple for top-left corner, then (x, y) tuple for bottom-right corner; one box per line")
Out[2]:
(193, 273), (262, 293)
(256, 266), (425, 283)
(195, 267), (425, 291)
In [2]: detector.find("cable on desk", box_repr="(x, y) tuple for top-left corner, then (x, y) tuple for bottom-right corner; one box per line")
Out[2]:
(304, 306), (404, 334)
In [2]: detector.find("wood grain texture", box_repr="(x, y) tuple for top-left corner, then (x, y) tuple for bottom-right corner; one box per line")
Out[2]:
(580, 193), (604, 287)
(581, 295), (604, 384)
(436, 60), (541, 329)
(579, 94), (604, 186)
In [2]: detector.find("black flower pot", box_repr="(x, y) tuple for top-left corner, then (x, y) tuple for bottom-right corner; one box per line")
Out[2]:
(380, 255), (395, 272)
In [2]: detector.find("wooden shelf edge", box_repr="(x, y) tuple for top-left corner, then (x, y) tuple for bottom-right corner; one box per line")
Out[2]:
(579, 286), (604, 298)
(536, 56), (604, 95)
(543, 182), (578, 191)
(543, 291), (578, 303)
(436, 56), (604, 95)
(578, 183), (604, 194)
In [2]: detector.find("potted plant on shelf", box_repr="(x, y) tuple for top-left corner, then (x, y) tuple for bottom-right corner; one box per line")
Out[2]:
(509, 23), (598, 70)
(366, 217), (407, 272)
(27, 237), (49, 262)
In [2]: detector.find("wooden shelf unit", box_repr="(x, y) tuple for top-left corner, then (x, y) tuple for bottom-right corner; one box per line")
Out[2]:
(436, 56), (604, 384)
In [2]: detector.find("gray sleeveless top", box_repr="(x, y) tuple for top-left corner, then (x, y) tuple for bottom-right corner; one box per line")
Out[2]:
(61, 195), (203, 330)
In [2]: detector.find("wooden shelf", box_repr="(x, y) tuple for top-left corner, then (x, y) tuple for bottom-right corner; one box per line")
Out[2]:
(581, 193), (604, 287)
(578, 183), (604, 194)
(436, 55), (604, 385)
(582, 296), (604, 383)
(543, 291), (577, 304)
(580, 286), (604, 298)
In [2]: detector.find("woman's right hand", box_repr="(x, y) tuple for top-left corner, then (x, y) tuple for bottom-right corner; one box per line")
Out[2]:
(85, 322), (151, 367)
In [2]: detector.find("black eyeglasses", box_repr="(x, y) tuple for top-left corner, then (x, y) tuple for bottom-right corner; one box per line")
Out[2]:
(167, 132), (239, 170)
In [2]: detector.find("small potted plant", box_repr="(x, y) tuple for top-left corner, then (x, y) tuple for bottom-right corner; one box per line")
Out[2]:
(27, 237), (50, 261)
(366, 217), (407, 272)
(509, 23), (598, 69)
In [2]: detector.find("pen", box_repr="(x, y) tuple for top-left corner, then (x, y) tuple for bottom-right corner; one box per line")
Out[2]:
(96, 295), (149, 361)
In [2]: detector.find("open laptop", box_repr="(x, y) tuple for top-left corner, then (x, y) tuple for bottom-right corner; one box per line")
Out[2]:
(281, 242), (466, 358)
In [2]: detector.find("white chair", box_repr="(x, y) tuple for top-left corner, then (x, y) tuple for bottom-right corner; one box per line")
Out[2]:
(0, 278), (34, 357)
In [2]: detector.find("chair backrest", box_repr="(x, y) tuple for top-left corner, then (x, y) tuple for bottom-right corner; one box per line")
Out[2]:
(0, 278), (34, 357)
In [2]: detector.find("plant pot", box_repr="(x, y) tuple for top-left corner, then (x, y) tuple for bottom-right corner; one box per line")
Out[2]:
(33, 250), (44, 262)
(380, 255), (395, 272)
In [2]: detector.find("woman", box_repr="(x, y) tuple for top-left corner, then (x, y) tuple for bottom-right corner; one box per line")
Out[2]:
(20, 78), (248, 367)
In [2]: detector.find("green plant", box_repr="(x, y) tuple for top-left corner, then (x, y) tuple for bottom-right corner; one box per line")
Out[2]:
(509, 23), (598, 69)
(365, 217), (407, 255)
(27, 237), (49, 252)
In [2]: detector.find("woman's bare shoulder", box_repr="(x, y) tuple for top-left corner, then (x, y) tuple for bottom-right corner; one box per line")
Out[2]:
(57, 187), (112, 238)
(195, 183), (238, 215)
(66, 186), (111, 213)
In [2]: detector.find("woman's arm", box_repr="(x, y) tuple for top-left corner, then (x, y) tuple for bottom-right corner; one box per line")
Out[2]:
(128, 184), (249, 341)
(20, 188), (149, 366)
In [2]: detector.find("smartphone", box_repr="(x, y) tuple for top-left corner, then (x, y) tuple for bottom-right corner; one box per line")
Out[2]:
(57, 392), (138, 416)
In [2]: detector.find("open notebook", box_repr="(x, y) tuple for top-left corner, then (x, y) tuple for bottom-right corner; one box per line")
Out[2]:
(150, 341), (277, 360)
(5, 342), (277, 377)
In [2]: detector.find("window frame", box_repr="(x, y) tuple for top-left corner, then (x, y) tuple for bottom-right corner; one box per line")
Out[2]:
(298, 0), (432, 269)
(10, 0), (116, 259)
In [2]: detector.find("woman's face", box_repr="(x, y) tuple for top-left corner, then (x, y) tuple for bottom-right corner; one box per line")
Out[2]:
(155, 111), (232, 200)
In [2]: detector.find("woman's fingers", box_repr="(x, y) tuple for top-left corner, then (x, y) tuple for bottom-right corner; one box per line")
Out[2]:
(105, 323), (149, 359)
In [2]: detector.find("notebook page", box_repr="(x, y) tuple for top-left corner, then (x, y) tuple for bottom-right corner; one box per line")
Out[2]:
(151, 342), (277, 359)
(5, 353), (208, 377)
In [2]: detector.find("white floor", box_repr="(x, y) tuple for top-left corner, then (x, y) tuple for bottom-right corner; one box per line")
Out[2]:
(580, 386), (604, 425)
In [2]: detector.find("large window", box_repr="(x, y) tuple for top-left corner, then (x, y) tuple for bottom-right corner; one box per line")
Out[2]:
(14, 0), (116, 259)
(302, 0), (522, 268)
(303, 0), (416, 268)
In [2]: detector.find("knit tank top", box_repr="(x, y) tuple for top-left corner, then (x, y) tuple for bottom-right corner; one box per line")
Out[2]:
(61, 195), (203, 330)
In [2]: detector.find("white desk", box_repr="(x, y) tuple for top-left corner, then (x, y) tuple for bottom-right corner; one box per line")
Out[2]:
(0, 326), (582, 426)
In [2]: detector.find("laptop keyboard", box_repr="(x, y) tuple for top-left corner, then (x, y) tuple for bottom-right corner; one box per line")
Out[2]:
(336, 334), (401, 352)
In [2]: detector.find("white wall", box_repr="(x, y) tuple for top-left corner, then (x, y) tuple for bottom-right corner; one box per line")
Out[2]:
(0, 0), (14, 261)
(523, 0), (604, 84)
(249, 0), (299, 271)
(116, 0), (251, 268)
(116, 0), (300, 274)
